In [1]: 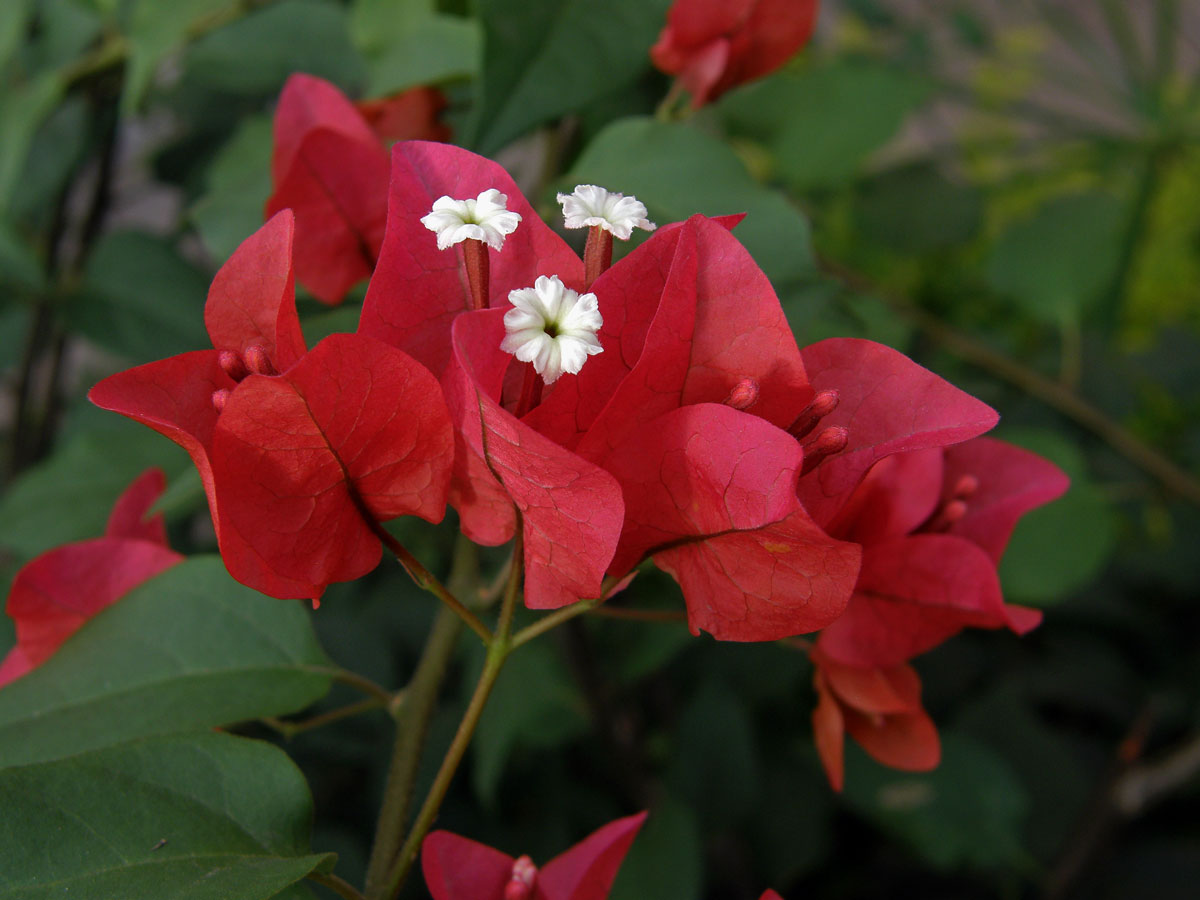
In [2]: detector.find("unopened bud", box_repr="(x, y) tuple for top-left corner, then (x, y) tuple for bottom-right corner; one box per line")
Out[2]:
(211, 389), (231, 413)
(504, 856), (537, 900)
(218, 350), (248, 382)
(952, 474), (980, 499)
(800, 426), (849, 476)
(725, 378), (760, 410)
(927, 498), (968, 532)
(244, 345), (277, 376)
(788, 389), (840, 440)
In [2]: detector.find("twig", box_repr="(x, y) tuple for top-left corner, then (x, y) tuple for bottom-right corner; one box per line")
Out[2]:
(307, 871), (366, 900)
(819, 257), (1200, 509)
(263, 697), (385, 739)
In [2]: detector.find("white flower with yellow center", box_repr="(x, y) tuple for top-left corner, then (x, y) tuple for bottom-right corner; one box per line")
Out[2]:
(420, 188), (522, 251)
(556, 184), (656, 240)
(501, 275), (603, 384)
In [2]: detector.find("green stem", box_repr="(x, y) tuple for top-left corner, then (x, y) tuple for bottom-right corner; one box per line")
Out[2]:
(362, 534), (478, 896)
(511, 597), (599, 649)
(329, 668), (394, 707)
(307, 871), (366, 900)
(263, 696), (385, 739)
(373, 531), (524, 900)
(363, 607), (463, 896)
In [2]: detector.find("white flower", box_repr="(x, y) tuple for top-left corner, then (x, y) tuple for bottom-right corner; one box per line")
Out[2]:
(501, 275), (603, 384)
(556, 184), (656, 240)
(420, 188), (522, 251)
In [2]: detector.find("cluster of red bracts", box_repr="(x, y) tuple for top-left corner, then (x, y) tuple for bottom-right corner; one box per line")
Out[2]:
(8, 66), (1065, 827)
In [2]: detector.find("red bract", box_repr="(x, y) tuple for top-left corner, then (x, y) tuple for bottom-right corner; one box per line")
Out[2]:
(810, 646), (940, 792)
(421, 811), (647, 900)
(815, 438), (1068, 667)
(266, 74), (391, 305)
(356, 86), (450, 144)
(650, 0), (820, 107)
(89, 211), (453, 602)
(360, 141), (583, 375)
(0, 469), (182, 686)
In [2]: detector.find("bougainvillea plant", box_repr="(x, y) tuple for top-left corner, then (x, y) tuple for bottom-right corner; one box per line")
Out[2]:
(0, 4), (1078, 899)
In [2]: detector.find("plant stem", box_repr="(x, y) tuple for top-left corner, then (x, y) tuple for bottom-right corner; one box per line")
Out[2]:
(819, 256), (1200, 509)
(373, 531), (524, 900)
(263, 696), (385, 739)
(348, 488), (491, 643)
(511, 597), (600, 649)
(362, 534), (478, 896)
(329, 668), (395, 706)
(362, 607), (463, 896)
(308, 871), (366, 900)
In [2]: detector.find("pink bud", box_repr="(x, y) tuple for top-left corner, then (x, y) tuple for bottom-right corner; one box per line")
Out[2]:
(244, 345), (277, 376)
(725, 378), (760, 410)
(788, 389), (840, 439)
(952, 474), (980, 499)
(800, 426), (849, 476)
(504, 855), (538, 900)
(211, 389), (231, 413)
(218, 349), (248, 382)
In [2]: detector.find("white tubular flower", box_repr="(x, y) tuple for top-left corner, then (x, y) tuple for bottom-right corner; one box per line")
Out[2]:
(556, 184), (656, 240)
(501, 275), (603, 384)
(420, 188), (522, 251)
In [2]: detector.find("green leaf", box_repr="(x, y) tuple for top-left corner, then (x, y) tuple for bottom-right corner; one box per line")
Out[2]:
(842, 731), (1030, 869)
(0, 0), (32, 71)
(0, 732), (334, 898)
(0, 556), (335, 767)
(0, 417), (190, 559)
(23, 0), (102, 72)
(122, 0), (236, 114)
(994, 427), (1117, 604)
(184, 0), (366, 97)
(471, 641), (589, 805)
(472, 0), (670, 154)
(718, 61), (929, 191)
(9, 95), (88, 225)
(609, 796), (702, 900)
(666, 679), (761, 826)
(190, 114), (273, 263)
(364, 14), (480, 96)
(855, 161), (984, 252)
(0, 73), (64, 217)
(985, 192), (1126, 324)
(350, 0), (432, 52)
(67, 230), (211, 361)
(566, 117), (815, 289)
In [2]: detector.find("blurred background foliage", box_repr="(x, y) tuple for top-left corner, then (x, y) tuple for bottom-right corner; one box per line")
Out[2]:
(1, 0), (1199, 898)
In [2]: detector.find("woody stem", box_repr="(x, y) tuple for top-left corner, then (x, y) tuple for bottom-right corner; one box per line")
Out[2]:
(375, 530), (525, 899)
(463, 239), (489, 311)
(363, 534), (478, 896)
(583, 225), (613, 289)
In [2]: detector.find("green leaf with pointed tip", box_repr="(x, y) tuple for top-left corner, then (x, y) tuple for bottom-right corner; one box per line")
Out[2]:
(566, 117), (815, 289)
(0, 557), (335, 768)
(472, 0), (670, 154)
(0, 732), (334, 899)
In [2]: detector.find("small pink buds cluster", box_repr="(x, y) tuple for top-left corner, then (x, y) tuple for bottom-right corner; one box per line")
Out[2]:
(212, 345), (277, 412)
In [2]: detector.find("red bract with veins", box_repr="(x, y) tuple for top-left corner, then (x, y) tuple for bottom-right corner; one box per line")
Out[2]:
(651, 0), (820, 107)
(814, 437), (1069, 667)
(810, 646), (940, 792)
(0, 469), (182, 687)
(89, 210), (454, 603)
(421, 811), (646, 900)
(266, 74), (391, 305)
(361, 140), (859, 631)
